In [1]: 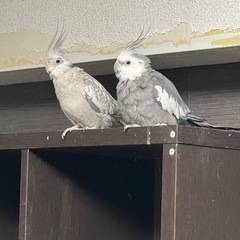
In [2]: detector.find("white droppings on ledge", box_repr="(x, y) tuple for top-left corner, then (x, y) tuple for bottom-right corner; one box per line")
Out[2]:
(146, 127), (151, 145)
(46, 136), (49, 140)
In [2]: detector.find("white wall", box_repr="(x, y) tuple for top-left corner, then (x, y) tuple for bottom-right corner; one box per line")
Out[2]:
(1, 0), (240, 81)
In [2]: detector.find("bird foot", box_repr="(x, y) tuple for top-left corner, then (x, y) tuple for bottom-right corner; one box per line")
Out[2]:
(62, 125), (95, 139)
(155, 123), (167, 126)
(124, 124), (141, 131)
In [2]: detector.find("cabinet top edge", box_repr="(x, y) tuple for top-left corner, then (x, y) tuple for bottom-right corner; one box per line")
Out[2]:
(0, 125), (239, 151)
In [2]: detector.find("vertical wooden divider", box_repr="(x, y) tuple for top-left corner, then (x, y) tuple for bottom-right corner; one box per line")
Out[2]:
(161, 144), (178, 240)
(19, 149), (29, 240)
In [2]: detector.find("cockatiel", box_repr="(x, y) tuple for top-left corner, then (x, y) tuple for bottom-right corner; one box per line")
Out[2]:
(114, 33), (239, 130)
(46, 29), (120, 139)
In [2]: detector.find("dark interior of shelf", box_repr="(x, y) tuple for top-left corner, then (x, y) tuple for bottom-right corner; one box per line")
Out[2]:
(0, 150), (21, 240)
(43, 144), (163, 158)
(23, 145), (162, 240)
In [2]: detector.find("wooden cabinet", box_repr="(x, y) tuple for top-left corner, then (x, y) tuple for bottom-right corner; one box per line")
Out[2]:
(0, 125), (240, 240)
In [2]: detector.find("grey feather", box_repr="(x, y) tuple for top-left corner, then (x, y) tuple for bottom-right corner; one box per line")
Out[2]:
(83, 75), (117, 115)
(116, 69), (181, 126)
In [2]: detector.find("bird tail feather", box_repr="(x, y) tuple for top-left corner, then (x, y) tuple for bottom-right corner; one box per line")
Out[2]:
(186, 113), (240, 131)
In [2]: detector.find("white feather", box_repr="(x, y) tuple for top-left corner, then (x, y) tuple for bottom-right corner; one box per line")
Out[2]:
(114, 51), (147, 82)
(154, 85), (187, 119)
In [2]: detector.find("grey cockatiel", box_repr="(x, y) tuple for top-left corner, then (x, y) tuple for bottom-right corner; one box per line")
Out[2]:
(45, 29), (120, 139)
(114, 34), (239, 130)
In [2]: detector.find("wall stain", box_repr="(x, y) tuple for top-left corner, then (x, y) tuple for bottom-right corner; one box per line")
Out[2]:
(211, 35), (240, 46)
(1, 23), (240, 70)
(145, 23), (193, 47)
(1, 58), (32, 69)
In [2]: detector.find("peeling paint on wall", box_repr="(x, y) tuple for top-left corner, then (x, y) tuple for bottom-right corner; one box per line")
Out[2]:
(1, 23), (240, 71)
(0, 29), (49, 69)
(211, 35), (240, 47)
(146, 23), (194, 47)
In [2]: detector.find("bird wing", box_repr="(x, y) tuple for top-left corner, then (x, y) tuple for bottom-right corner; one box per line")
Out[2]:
(83, 74), (117, 115)
(151, 71), (190, 119)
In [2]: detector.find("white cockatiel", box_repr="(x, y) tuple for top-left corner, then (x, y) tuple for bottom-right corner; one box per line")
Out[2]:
(46, 29), (121, 139)
(114, 33), (239, 130)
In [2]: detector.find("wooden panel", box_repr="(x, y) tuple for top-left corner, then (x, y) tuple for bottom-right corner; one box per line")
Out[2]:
(178, 125), (240, 150)
(160, 144), (178, 240)
(0, 126), (176, 150)
(19, 149), (157, 240)
(0, 125), (240, 150)
(175, 145), (240, 240)
(187, 63), (240, 128)
(0, 150), (20, 240)
(188, 89), (240, 128)
(0, 81), (69, 134)
(19, 150), (29, 240)
(187, 63), (240, 92)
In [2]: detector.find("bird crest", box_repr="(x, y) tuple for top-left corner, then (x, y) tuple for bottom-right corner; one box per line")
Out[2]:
(121, 28), (150, 55)
(47, 26), (67, 59)
(45, 26), (73, 77)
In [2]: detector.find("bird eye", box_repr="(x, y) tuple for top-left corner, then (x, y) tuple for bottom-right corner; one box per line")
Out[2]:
(56, 59), (61, 63)
(126, 60), (131, 65)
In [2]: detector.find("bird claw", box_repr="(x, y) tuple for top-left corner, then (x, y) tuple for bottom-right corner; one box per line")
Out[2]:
(62, 125), (83, 139)
(62, 125), (96, 139)
(124, 124), (141, 131)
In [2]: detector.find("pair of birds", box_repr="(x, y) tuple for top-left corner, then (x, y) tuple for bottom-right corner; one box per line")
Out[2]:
(45, 29), (233, 139)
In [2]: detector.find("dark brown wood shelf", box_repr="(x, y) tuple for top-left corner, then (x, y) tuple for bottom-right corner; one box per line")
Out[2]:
(0, 125), (240, 240)
(1, 125), (240, 150)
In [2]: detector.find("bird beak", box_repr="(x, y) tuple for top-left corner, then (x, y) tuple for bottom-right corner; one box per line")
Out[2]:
(47, 58), (52, 64)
